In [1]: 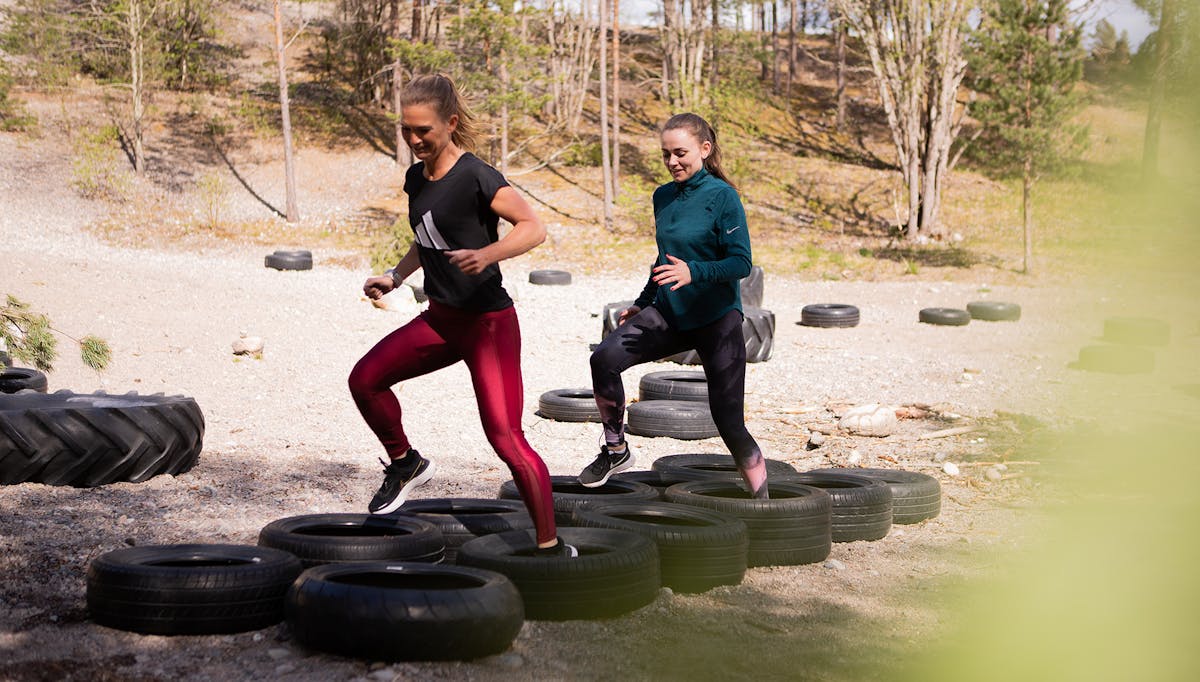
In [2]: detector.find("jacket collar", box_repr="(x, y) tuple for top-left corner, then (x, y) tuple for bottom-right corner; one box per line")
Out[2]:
(675, 167), (710, 195)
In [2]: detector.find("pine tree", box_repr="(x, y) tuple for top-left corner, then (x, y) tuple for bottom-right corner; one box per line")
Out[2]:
(967, 0), (1086, 274)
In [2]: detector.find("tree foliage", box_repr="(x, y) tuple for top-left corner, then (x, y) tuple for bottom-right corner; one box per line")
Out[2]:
(966, 0), (1086, 273)
(967, 0), (1086, 178)
(1, 296), (111, 372)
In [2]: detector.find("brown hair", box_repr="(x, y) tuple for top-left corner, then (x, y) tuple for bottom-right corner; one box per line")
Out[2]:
(662, 113), (734, 188)
(400, 74), (478, 151)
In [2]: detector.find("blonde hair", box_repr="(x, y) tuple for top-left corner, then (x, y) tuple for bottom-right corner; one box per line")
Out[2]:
(663, 113), (734, 189)
(400, 74), (478, 151)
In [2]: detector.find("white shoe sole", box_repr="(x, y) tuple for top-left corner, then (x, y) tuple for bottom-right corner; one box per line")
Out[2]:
(370, 460), (437, 515)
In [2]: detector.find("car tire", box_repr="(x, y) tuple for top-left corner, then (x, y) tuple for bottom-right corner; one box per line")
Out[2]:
(264, 249), (313, 271)
(0, 390), (203, 486)
(919, 307), (971, 326)
(966, 301), (1021, 322)
(286, 562), (524, 660)
(0, 367), (48, 394)
(806, 467), (941, 524)
(498, 475), (659, 527)
(456, 528), (660, 620)
(86, 544), (302, 635)
(664, 479), (832, 566)
(257, 513), (445, 567)
(609, 469), (698, 499)
(650, 453), (798, 482)
(626, 400), (719, 440)
(638, 370), (708, 402)
(572, 500), (748, 593)
(799, 303), (860, 328)
(529, 270), (572, 285)
(783, 472), (893, 542)
(395, 498), (533, 563)
(537, 388), (601, 422)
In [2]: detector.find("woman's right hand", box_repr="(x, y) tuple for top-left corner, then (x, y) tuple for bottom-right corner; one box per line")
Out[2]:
(618, 305), (642, 326)
(363, 275), (396, 300)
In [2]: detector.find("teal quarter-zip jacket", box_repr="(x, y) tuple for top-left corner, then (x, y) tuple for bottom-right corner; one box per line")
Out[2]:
(633, 168), (752, 331)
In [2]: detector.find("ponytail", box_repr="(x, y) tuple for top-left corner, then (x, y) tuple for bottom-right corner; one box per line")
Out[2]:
(400, 73), (479, 151)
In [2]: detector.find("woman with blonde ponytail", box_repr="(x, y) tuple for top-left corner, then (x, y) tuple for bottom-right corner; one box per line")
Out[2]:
(350, 74), (575, 557)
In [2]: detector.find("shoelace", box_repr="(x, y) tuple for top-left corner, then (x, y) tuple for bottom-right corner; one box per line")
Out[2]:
(587, 450), (621, 475)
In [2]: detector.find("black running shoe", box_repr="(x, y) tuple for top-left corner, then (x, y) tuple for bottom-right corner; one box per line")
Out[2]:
(578, 443), (635, 488)
(534, 537), (579, 558)
(368, 450), (436, 515)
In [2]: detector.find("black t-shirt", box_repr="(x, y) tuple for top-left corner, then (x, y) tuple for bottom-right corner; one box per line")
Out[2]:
(404, 153), (513, 311)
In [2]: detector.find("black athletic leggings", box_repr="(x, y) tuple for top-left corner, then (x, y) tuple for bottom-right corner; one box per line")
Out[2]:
(590, 306), (763, 472)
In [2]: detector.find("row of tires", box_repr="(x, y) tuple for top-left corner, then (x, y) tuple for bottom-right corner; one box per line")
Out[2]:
(797, 301), (1022, 329)
(86, 456), (940, 662)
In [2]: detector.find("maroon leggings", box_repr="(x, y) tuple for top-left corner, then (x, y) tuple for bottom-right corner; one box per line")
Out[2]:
(348, 301), (556, 544)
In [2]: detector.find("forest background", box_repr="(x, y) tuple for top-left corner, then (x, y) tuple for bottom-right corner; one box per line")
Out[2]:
(1, 0), (1194, 285)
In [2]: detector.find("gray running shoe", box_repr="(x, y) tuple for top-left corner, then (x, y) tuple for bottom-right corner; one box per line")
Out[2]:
(578, 444), (635, 488)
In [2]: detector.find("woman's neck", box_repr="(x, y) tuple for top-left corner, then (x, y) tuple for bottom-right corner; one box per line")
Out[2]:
(424, 146), (465, 181)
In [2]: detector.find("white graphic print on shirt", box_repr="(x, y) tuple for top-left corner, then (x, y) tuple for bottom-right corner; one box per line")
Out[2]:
(415, 210), (451, 250)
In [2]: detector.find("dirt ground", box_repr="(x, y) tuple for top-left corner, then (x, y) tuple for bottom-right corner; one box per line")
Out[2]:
(0, 126), (1143, 681)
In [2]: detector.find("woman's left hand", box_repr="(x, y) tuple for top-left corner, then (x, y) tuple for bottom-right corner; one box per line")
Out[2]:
(652, 254), (692, 291)
(447, 249), (493, 275)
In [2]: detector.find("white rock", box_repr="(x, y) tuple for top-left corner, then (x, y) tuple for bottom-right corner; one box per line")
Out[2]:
(823, 559), (846, 570)
(985, 466), (1003, 482)
(932, 451), (949, 463)
(368, 669), (396, 681)
(807, 431), (826, 447)
(838, 403), (898, 437)
(232, 336), (264, 355)
(267, 648), (291, 661)
(847, 450), (863, 465)
(493, 653), (524, 669)
(942, 462), (960, 476)
(275, 664), (297, 675)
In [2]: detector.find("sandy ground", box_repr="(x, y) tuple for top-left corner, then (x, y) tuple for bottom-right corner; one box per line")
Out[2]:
(0, 129), (1155, 681)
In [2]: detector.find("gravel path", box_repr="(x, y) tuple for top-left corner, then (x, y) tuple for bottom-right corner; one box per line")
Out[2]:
(0, 130), (1111, 681)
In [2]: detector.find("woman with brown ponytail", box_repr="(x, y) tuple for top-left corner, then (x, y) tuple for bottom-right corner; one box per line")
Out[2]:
(577, 113), (770, 500)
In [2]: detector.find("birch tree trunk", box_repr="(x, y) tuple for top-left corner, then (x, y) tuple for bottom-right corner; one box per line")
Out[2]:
(391, 0), (410, 167)
(787, 0), (796, 98)
(599, 0), (614, 230)
(499, 45), (510, 175)
(1143, 0), (1174, 181)
(1022, 154), (1033, 274)
(612, 0), (621, 197)
(772, 1), (780, 93)
(836, 0), (972, 238)
(128, 0), (147, 175)
(273, 0), (300, 223)
(834, 7), (846, 131)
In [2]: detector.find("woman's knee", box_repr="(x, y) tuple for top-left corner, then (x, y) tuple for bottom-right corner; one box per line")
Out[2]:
(347, 357), (380, 397)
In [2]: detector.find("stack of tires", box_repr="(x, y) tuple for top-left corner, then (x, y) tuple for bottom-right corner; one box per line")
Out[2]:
(626, 370), (719, 440)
